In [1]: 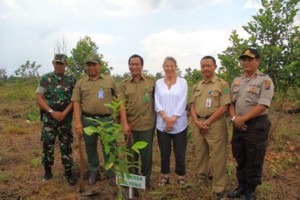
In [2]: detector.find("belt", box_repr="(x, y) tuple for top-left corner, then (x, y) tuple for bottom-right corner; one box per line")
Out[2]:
(245, 114), (268, 124)
(197, 114), (211, 119)
(82, 112), (111, 119)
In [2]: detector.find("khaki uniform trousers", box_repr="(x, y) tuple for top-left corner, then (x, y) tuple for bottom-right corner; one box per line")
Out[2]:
(195, 117), (228, 193)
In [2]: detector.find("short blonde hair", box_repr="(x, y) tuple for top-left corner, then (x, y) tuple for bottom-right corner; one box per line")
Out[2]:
(162, 56), (178, 68)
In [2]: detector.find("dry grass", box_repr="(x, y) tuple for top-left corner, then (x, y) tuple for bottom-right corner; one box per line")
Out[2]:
(0, 83), (299, 200)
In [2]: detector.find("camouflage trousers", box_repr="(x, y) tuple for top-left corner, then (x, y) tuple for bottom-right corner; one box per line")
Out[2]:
(41, 116), (73, 170)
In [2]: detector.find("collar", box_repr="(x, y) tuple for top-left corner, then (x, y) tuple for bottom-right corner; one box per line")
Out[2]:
(242, 70), (261, 79)
(201, 75), (217, 84)
(129, 74), (145, 82)
(86, 74), (104, 81)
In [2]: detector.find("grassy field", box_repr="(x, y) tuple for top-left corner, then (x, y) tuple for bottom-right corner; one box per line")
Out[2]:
(0, 81), (299, 200)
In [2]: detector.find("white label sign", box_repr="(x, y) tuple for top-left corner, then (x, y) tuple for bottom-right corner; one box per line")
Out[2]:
(116, 173), (146, 189)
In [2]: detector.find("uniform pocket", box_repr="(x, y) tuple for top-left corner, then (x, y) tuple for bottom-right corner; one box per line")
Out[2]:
(245, 86), (261, 103)
(125, 88), (136, 103)
(211, 89), (221, 107)
(193, 91), (201, 99)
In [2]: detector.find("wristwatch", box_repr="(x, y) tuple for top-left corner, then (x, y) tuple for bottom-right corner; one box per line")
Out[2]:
(48, 108), (54, 113)
(231, 116), (236, 122)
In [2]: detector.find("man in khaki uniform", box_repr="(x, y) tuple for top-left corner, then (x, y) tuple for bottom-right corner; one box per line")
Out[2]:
(119, 54), (155, 188)
(228, 48), (274, 200)
(72, 53), (119, 185)
(190, 55), (230, 200)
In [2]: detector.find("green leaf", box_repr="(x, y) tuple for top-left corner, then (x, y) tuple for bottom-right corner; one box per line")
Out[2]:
(83, 126), (99, 136)
(104, 145), (111, 154)
(105, 162), (114, 170)
(132, 141), (148, 150)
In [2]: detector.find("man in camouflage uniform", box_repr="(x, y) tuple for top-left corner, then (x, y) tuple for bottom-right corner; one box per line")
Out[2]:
(228, 48), (274, 200)
(190, 55), (230, 200)
(36, 53), (77, 185)
(119, 54), (156, 188)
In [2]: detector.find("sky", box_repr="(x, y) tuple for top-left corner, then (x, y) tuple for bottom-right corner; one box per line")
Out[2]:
(0, 0), (299, 77)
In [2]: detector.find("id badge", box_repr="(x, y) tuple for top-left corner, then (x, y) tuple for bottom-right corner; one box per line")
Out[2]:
(98, 90), (104, 99)
(144, 93), (150, 103)
(206, 98), (212, 107)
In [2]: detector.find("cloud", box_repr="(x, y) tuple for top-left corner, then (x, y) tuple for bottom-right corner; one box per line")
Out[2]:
(101, 0), (229, 16)
(139, 29), (230, 75)
(242, 0), (261, 10)
(162, 0), (228, 10)
(53, 31), (123, 47)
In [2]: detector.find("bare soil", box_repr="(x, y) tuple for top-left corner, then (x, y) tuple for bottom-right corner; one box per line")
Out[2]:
(0, 100), (299, 200)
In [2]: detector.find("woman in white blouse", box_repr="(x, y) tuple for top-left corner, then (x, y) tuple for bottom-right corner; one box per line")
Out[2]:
(155, 56), (188, 186)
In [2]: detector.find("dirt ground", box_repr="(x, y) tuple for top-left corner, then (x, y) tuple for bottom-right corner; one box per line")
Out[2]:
(0, 100), (299, 200)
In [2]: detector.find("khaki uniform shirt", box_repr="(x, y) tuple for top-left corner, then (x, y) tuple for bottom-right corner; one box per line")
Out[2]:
(231, 70), (274, 116)
(119, 75), (155, 131)
(191, 75), (230, 116)
(71, 74), (119, 115)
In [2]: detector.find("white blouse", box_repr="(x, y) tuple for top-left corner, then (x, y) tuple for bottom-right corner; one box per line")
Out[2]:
(155, 77), (188, 134)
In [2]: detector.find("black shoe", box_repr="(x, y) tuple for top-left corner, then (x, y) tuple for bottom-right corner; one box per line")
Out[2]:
(245, 192), (256, 200)
(42, 167), (53, 182)
(227, 186), (245, 198)
(108, 176), (116, 186)
(89, 173), (100, 185)
(65, 174), (77, 186)
(146, 178), (152, 189)
(65, 169), (77, 186)
(214, 192), (223, 200)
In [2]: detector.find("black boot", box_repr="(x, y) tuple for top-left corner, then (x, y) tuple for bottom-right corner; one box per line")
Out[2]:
(245, 183), (257, 200)
(65, 169), (77, 186)
(42, 166), (53, 181)
(227, 179), (245, 198)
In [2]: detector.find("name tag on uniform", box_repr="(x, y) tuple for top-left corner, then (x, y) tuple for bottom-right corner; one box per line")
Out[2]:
(206, 98), (212, 107)
(98, 90), (104, 99)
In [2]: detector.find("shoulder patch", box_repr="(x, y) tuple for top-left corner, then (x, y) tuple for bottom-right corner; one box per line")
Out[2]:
(223, 88), (229, 94)
(233, 80), (240, 86)
(264, 79), (271, 90)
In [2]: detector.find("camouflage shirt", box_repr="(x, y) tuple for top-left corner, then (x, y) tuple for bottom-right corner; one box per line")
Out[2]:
(36, 72), (76, 112)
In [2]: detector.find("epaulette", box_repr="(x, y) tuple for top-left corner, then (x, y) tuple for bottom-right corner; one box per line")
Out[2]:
(258, 72), (267, 76)
(121, 76), (131, 83)
(143, 74), (155, 79)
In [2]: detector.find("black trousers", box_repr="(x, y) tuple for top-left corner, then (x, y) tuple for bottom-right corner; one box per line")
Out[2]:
(231, 115), (270, 185)
(157, 127), (188, 176)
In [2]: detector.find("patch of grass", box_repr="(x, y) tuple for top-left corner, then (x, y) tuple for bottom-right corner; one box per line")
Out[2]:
(274, 124), (293, 141)
(31, 158), (40, 168)
(0, 80), (36, 101)
(0, 173), (10, 183)
(273, 144), (284, 152)
(258, 182), (273, 199)
(27, 107), (40, 122)
(2, 124), (27, 135)
(227, 162), (236, 177)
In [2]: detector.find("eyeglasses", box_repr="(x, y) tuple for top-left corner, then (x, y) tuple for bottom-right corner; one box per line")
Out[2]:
(86, 62), (97, 67)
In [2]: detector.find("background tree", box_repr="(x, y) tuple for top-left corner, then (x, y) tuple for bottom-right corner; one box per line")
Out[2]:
(68, 36), (110, 78)
(155, 72), (163, 80)
(0, 68), (8, 81)
(14, 61), (41, 79)
(54, 35), (68, 55)
(184, 68), (203, 85)
(218, 0), (300, 92)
